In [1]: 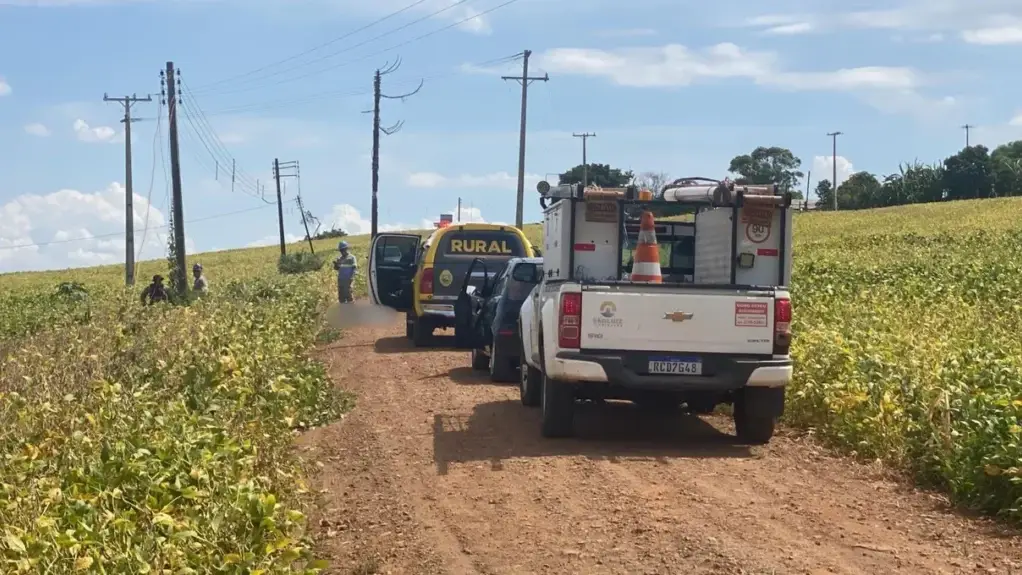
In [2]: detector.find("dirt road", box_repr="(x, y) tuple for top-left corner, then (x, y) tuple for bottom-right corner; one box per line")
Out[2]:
(306, 320), (1021, 575)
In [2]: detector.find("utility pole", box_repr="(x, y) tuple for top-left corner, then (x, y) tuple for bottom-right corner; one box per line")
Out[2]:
(962, 124), (974, 147)
(457, 197), (462, 222)
(104, 92), (152, 287)
(366, 58), (423, 239)
(827, 131), (842, 211)
(273, 159), (300, 256)
(295, 193), (315, 253)
(163, 62), (187, 295)
(572, 132), (596, 186)
(502, 50), (548, 229)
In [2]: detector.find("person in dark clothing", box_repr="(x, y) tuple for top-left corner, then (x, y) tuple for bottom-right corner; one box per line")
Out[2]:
(141, 274), (170, 305)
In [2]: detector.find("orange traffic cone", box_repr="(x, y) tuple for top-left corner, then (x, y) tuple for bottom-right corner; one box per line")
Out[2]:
(630, 210), (662, 282)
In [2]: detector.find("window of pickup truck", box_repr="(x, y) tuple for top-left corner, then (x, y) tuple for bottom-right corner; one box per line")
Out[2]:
(436, 230), (527, 260)
(620, 208), (695, 281)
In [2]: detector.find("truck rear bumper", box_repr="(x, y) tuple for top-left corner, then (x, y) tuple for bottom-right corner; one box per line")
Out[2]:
(551, 351), (792, 391)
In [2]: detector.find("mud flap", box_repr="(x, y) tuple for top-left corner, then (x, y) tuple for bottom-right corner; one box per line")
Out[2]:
(739, 387), (785, 419)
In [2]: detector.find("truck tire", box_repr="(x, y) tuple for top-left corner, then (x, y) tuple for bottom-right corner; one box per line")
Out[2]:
(732, 389), (782, 445)
(540, 374), (574, 438)
(412, 318), (432, 347)
(471, 348), (489, 370)
(520, 362), (542, 407)
(489, 337), (516, 383)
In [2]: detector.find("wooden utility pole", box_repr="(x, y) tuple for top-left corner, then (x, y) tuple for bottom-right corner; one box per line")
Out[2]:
(572, 132), (596, 186)
(962, 124), (974, 147)
(366, 58), (423, 239)
(273, 159), (300, 255)
(827, 131), (842, 211)
(273, 159), (285, 256)
(295, 193), (315, 253)
(502, 50), (548, 229)
(163, 62), (187, 294)
(104, 92), (152, 286)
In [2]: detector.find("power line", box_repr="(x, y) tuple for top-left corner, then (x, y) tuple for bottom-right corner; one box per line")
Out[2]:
(178, 79), (271, 202)
(0, 204), (276, 252)
(190, 0), (479, 96)
(189, 0), (434, 93)
(135, 99), (164, 275)
(192, 0), (522, 96)
(194, 53), (521, 117)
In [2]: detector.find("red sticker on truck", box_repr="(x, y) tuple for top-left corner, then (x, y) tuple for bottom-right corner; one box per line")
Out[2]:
(735, 302), (768, 327)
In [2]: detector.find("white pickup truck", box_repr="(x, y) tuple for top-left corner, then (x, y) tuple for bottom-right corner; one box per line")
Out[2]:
(518, 178), (794, 444)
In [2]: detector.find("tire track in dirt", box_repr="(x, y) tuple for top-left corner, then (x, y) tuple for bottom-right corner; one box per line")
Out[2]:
(306, 318), (1021, 574)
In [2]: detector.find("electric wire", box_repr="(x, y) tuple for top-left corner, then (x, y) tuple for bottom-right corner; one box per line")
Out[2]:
(192, 0), (521, 96)
(189, 0), (479, 96)
(189, 0), (434, 93)
(0, 204), (276, 251)
(134, 99), (164, 277)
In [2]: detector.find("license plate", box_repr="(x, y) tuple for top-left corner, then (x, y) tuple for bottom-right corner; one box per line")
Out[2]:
(648, 357), (702, 375)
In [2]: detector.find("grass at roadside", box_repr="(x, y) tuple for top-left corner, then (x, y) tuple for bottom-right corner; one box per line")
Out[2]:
(787, 198), (1022, 521)
(0, 249), (353, 572)
(2, 193), (1022, 575)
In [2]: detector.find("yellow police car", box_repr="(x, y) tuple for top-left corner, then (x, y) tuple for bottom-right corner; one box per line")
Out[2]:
(368, 223), (538, 346)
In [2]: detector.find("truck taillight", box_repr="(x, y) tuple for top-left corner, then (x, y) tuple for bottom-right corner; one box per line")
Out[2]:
(773, 297), (791, 356)
(421, 268), (434, 295)
(558, 292), (582, 349)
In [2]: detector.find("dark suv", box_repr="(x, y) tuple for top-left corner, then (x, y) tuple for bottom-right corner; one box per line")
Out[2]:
(453, 257), (544, 382)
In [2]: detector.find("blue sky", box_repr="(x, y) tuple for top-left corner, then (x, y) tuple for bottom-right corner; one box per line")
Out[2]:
(2, 0), (1022, 272)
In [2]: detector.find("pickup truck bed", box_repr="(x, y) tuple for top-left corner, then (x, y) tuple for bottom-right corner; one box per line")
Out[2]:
(519, 282), (792, 444)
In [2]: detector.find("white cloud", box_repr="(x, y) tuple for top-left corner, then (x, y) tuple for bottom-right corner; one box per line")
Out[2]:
(764, 22), (815, 35)
(535, 43), (951, 117)
(246, 233), (304, 248)
(405, 171), (542, 190)
(961, 24), (1022, 44)
(0, 182), (179, 273)
(73, 119), (117, 143)
(24, 123), (50, 137)
(321, 203), (507, 237)
(0, 77), (10, 96)
(1008, 113), (1022, 126)
(811, 155), (855, 190)
(745, 1), (1022, 44)
(595, 28), (658, 38)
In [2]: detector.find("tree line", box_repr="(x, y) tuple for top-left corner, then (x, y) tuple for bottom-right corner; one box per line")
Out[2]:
(558, 139), (1022, 211)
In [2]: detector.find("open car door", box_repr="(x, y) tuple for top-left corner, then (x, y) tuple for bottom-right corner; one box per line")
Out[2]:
(453, 258), (493, 349)
(368, 233), (421, 310)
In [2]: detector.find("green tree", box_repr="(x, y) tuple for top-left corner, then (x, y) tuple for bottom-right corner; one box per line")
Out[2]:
(836, 172), (883, 210)
(943, 145), (995, 201)
(814, 179), (834, 210)
(559, 163), (634, 188)
(728, 146), (804, 192)
(991, 141), (1022, 197)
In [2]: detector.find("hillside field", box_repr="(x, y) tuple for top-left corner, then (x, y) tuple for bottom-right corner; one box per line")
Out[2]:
(1, 197), (1021, 571)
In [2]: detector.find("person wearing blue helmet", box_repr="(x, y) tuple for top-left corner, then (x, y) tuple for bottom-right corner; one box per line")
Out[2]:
(332, 240), (357, 303)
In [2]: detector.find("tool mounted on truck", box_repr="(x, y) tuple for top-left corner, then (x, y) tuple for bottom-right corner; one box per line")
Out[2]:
(518, 176), (794, 443)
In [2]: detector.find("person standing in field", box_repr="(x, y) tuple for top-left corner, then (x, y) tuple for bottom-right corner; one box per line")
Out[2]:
(333, 240), (357, 304)
(140, 274), (169, 305)
(192, 263), (209, 295)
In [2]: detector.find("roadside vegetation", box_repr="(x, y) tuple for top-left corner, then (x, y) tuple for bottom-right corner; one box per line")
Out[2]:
(0, 245), (357, 573)
(1, 190), (1020, 572)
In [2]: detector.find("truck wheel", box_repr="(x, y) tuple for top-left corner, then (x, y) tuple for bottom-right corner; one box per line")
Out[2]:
(471, 348), (489, 370)
(540, 374), (574, 438)
(732, 389), (781, 445)
(412, 318), (432, 347)
(520, 362), (542, 407)
(489, 337), (517, 383)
